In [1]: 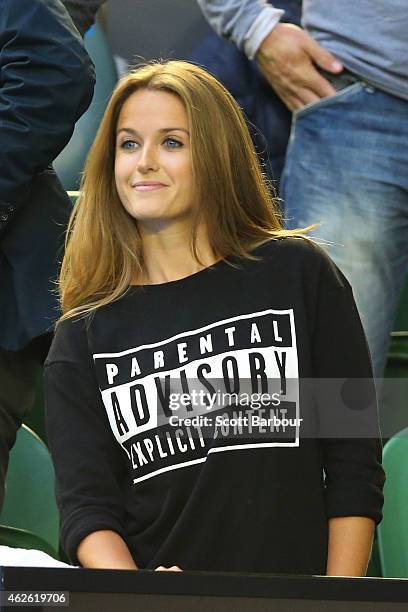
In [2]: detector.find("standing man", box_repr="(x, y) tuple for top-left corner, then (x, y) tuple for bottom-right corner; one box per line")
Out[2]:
(197, 0), (408, 381)
(0, 0), (95, 509)
(190, 1), (301, 187)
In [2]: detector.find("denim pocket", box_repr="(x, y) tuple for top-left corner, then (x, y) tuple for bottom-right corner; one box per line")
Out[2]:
(294, 81), (365, 120)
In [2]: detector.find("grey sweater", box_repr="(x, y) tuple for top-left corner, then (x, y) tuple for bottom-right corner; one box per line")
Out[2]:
(303, 0), (407, 100)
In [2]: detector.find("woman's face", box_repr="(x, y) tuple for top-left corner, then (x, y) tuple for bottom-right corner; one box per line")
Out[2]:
(114, 89), (194, 231)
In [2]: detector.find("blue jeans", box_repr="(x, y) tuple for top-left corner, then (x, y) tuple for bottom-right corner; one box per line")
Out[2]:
(282, 80), (408, 379)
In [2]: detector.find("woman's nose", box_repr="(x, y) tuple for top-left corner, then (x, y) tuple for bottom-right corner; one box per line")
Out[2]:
(137, 144), (159, 174)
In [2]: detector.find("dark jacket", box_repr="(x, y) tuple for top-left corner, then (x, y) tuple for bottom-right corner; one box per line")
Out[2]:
(0, 0), (95, 350)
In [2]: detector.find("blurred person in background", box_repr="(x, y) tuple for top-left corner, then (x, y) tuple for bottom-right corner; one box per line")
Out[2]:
(190, 0), (301, 189)
(0, 0), (95, 510)
(197, 0), (408, 382)
(63, 0), (107, 36)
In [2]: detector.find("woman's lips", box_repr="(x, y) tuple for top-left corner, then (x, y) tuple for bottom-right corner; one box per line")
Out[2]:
(133, 183), (166, 192)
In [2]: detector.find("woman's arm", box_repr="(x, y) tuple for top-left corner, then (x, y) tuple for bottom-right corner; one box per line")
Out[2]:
(308, 245), (385, 575)
(45, 319), (129, 566)
(326, 516), (375, 576)
(77, 530), (138, 570)
(76, 530), (183, 571)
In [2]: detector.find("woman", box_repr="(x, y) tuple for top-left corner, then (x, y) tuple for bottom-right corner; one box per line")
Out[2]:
(45, 60), (384, 574)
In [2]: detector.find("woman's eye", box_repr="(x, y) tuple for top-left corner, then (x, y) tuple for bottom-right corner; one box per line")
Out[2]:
(164, 138), (182, 149)
(120, 140), (138, 150)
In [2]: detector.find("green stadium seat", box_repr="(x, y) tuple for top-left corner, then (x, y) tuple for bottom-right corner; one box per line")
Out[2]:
(67, 190), (80, 206)
(380, 333), (408, 441)
(366, 537), (382, 577)
(393, 278), (408, 332)
(23, 364), (47, 445)
(0, 525), (57, 558)
(0, 425), (59, 558)
(377, 427), (408, 578)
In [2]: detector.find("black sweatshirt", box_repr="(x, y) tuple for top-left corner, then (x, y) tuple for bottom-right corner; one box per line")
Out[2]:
(45, 238), (385, 573)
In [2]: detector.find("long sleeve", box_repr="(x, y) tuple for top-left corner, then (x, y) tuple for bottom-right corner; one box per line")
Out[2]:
(196, 0), (284, 58)
(311, 249), (385, 524)
(0, 0), (95, 233)
(45, 318), (128, 565)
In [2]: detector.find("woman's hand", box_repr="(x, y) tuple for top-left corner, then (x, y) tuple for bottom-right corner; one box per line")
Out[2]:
(155, 565), (183, 571)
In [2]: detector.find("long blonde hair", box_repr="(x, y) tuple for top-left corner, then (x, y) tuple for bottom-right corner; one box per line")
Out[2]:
(59, 60), (306, 321)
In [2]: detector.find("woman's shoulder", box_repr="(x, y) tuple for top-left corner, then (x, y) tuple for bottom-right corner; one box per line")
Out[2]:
(252, 235), (329, 266)
(45, 314), (91, 366)
(252, 236), (350, 289)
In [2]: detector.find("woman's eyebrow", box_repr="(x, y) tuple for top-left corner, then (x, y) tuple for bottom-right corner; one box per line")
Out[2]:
(116, 127), (189, 136)
(158, 127), (189, 135)
(116, 127), (140, 137)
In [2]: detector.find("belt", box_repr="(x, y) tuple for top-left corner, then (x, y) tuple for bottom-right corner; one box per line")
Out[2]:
(318, 67), (361, 91)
